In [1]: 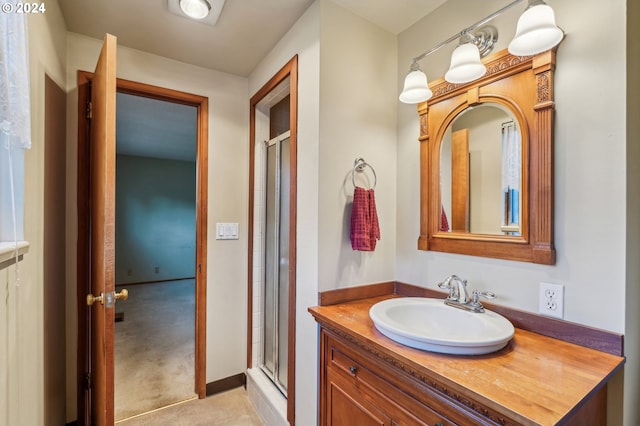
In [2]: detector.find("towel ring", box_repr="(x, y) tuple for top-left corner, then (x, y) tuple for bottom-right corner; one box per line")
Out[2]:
(352, 157), (377, 189)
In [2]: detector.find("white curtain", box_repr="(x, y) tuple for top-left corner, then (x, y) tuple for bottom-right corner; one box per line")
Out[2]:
(0, 4), (30, 245)
(501, 122), (520, 227)
(0, 2), (31, 149)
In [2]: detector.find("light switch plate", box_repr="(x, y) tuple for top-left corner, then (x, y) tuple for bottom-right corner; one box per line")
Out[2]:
(216, 223), (239, 240)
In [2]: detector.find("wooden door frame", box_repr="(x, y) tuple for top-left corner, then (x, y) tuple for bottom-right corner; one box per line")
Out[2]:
(247, 55), (298, 425)
(76, 72), (209, 422)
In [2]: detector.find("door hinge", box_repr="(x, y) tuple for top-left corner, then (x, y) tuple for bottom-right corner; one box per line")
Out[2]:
(84, 372), (91, 390)
(86, 101), (92, 119)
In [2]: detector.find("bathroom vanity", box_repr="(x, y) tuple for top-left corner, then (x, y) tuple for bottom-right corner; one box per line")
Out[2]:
(309, 285), (624, 425)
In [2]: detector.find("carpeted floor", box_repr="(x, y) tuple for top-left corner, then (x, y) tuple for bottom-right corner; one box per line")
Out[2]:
(115, 279), (196, 421)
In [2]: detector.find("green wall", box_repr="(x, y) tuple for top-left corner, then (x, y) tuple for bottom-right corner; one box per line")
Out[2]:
(115, 154), (196, 284)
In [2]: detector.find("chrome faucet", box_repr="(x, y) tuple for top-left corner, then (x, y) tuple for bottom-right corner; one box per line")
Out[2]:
(438, 274), (470, 303)
(437, 275), (496, 313)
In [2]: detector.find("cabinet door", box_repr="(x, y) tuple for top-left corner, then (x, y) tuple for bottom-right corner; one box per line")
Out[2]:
(326, 368), (391, 426)
(324, 331), (452, 426)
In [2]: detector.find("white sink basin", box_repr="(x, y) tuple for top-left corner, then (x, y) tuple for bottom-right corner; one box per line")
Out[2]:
(369, 297), (514, 355)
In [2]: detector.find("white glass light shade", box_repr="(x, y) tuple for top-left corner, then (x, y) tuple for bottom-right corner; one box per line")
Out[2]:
(399, 70), (433, 104)
(179, 0), (211, 19)
(508, 3), (563, 56)
(444, 43), (486, 84)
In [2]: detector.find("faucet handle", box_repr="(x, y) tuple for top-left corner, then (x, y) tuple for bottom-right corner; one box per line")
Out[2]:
(469, 290), (496, 312)
(473, 290), (496, 301)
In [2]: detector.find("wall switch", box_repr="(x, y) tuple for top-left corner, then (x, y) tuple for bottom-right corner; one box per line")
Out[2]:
(539, 282), (564, 319)
(216, 223), (239, 240)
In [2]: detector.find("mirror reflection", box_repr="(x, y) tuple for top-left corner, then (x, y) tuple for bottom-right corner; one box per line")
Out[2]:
(439, 103), (521, 235)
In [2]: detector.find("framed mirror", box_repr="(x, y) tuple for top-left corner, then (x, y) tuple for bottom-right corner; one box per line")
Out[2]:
(417, 48), (556, 264)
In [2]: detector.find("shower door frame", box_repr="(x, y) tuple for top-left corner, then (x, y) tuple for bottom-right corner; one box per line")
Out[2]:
(248, 55), (298, 425)
(260, 131), (291, 395)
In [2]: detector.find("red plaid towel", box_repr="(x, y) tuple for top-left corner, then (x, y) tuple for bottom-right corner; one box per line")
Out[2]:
(350, 187), (380, 251)
(440, 205), (449, 232)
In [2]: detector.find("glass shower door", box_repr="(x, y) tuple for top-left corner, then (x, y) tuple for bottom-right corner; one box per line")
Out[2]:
(262, 131), (290, 395)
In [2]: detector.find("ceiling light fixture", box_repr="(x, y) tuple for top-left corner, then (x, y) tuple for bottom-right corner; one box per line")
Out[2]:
(179, 0), (211, 20)
(169, 0), (226, 26)
(399, 0), (563, 104)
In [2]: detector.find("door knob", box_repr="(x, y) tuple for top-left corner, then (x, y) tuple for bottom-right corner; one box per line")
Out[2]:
(115, 288), (129, 301)
(86, 289), (128, 307)
(86, 292), (104, 306)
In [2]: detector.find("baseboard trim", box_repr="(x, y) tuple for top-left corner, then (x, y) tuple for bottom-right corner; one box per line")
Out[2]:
(206, 373), (247, 396)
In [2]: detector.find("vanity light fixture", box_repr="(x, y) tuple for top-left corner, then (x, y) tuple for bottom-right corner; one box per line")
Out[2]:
(399, 60), (433, 104)
(399, 0), (563, 104)
(179, 0), (211, 19)
(508, 0), (564, 56)
(444, 27), (497, 84)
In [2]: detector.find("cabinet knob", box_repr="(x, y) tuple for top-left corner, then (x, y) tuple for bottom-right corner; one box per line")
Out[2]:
(435, 423), (444, 426)
(349, 366), (357, 374)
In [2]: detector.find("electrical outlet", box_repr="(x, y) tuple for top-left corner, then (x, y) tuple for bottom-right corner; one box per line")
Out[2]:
(539, 282), (564, 319)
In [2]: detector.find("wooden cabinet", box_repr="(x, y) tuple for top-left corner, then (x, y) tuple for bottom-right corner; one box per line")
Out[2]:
(310, 293), (624, 426)
(326, 370), (391, 426)
(321, 328), (497, 426)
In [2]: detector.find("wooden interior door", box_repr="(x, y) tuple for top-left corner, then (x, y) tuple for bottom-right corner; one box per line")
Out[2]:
(86, 33), (118, 425)
(451, 128), (470, 232)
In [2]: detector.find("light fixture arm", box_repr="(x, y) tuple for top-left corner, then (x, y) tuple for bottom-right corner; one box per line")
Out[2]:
(410, 0), (524, 64)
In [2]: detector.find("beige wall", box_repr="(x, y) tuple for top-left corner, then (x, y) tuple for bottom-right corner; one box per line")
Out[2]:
(397, 0), (633, 423)
(317, 0), (397, 290)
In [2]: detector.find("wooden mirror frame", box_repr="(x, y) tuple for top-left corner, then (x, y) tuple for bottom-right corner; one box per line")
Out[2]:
(418, 48), (556, 264)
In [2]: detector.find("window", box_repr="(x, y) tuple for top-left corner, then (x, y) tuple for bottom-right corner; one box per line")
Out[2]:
(0, 140), (25, 242)
(0, 6), (30, 264)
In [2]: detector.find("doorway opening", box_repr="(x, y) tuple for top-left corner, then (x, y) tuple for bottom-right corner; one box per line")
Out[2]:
(76, 73), (209, 423)
(113, 92), (198, 420)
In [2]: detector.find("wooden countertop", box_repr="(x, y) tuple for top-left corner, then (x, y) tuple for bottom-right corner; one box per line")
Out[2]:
(309, 294), (625, 425)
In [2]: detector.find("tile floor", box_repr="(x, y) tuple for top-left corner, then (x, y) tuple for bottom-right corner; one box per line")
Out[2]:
(116, 387), (264, 426)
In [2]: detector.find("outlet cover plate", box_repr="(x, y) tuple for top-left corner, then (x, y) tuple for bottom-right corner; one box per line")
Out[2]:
(539, 282), (564, 319)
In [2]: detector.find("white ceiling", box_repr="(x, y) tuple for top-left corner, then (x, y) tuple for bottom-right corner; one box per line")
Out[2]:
(58, 0), (447, 77)
(60, 0), (447, 161)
